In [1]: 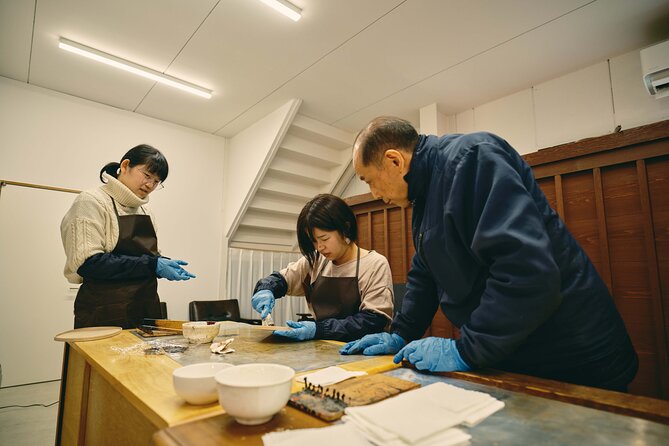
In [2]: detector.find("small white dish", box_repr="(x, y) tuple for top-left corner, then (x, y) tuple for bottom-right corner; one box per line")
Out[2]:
(182, 321), (221, 344)
(215, 363), (295, 425)
(173, 362), (234, 405)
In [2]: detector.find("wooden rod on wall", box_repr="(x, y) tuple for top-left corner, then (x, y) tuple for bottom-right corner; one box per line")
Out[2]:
(0, 179), (81, 195)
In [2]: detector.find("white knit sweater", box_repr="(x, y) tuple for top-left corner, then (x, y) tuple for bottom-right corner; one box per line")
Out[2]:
(60, 173), (157, 284)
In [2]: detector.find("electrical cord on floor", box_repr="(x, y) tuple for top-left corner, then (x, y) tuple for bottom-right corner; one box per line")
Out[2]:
(0, 401), (59, 409)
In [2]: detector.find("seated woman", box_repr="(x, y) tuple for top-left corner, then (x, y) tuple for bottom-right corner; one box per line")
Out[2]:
(251, 194), (394, 342)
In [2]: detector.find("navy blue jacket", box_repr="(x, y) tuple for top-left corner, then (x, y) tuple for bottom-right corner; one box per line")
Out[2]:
(392, 133), (637, 388)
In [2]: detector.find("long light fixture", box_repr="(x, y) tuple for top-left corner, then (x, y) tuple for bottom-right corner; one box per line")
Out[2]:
(257, 0), (302, 21)
(58, 37), (212, 99)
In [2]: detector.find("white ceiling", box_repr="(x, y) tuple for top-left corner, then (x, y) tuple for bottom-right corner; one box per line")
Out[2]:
(1, 0), (668, 137)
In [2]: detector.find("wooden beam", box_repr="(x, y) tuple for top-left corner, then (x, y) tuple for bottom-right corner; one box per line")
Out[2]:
(524, 119), (669, 167)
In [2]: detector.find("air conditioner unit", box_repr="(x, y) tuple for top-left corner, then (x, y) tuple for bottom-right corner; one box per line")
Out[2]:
(640, 39), (669, 99)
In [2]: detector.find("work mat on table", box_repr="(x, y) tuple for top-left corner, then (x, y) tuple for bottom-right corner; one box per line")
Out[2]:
(290, 374), (420, 421)
(129, 323), (362, 372)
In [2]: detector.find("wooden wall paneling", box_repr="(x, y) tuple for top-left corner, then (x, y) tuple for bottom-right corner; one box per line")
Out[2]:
(371, 210), (386, 257)
(537, 177), (558, 211)
(593, 167), (613, 293)
(387, 207), (405, 283)
(356, 211), (370, 250)
(366, 212), (372, 250)
(555, 174), (565, 217)
(602, 163), (660, 397)
(636, 159), (669, 398)
(646, 156), (669, 386)
(561, 171), (606, 283)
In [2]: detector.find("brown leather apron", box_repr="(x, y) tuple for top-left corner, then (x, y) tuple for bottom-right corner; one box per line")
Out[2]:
(74, 198), (160, 329)
(302, 247), (362, 320)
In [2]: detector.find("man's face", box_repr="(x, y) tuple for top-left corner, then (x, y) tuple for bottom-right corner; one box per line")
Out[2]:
(353, 148), (410, 208)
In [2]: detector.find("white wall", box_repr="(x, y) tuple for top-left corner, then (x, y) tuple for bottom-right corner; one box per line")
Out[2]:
(0, 77), (226, 385)
(343, 45), (669, 197)
(455, 47), (669, 155)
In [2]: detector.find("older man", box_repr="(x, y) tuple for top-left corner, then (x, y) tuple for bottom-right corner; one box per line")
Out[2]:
(340, 116), (638, 392)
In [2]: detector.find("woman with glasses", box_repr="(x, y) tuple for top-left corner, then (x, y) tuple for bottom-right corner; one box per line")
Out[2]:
(251, 193), (394, 342)
(61, 144), (195, 329)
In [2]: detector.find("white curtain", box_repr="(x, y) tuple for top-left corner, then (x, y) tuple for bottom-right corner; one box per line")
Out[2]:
(226, 247), (311, 326)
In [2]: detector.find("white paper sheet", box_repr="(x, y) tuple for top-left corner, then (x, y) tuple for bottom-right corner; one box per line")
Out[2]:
(297, 366), (367, 386)
(262, 423), (369, 446)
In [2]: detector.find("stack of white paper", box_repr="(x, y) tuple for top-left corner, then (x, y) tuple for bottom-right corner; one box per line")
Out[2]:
(342, 382), (504, 445)
(262, 382), (503, 446)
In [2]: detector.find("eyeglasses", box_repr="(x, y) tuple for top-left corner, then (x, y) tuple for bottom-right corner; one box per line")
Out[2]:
(138, 169), (164, 190)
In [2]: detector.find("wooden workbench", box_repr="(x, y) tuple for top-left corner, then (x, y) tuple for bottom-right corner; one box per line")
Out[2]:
(55, 323), (669, 445)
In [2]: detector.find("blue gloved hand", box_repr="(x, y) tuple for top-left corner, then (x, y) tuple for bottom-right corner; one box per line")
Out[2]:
(393, 337), (471, 372)
(251, 289), (275, 319)
(273, 320), (316, 341)
(155, 257), (196, 281)
(339, 332), (406, 356)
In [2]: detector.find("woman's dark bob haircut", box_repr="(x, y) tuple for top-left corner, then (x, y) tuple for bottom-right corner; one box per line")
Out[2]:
(99, 144), (169, 183)
(297, 194), (358, 266)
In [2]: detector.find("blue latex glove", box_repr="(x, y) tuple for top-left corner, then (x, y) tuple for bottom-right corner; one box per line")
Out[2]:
(251, 289), (275, 319)
(339, 332), (406, 356)
(273, 320), (316, 341)
(393, 337), (471, 372)
(155, 257), (196, 281)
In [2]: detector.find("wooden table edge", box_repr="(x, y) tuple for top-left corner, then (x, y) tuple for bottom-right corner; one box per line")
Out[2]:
(441, 369), (669, 424)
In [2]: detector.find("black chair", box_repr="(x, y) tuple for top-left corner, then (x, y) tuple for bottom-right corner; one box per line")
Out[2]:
(188, 299), (261, 325)
(392, 283), (406, 316)
(145, 301), (168, 319)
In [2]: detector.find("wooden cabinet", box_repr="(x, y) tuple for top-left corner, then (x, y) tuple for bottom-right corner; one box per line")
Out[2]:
(346, 120), (669, 399)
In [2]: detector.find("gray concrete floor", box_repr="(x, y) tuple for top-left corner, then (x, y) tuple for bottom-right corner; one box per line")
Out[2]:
(0, 380), (60, 446)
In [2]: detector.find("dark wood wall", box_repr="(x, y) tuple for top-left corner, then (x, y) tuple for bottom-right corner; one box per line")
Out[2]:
(346, 120), (669, 399)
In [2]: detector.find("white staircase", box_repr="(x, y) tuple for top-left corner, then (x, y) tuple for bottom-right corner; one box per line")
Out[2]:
(229, 114), (355, 251)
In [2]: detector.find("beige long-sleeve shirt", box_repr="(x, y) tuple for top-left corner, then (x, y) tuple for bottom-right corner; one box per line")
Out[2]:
(280, 250), (394, 321)
(60, 173), (156, 283)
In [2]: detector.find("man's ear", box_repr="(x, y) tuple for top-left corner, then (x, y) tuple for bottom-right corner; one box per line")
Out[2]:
(384, 149), (405, 169)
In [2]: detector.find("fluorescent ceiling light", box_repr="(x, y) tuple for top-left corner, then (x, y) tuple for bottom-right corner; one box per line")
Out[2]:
(258, 0), (302, 21)
(58, 37), (212, 99)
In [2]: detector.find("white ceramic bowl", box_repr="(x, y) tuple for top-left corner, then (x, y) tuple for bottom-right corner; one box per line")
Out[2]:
(215, 363), (295, 425)
(173, 362), (234, 405)
(182, 321), (221, 344)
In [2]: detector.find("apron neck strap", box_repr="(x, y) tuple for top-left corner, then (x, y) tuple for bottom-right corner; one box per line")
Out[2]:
(355, 245), (360, 279)
(110, 196), (120, 217)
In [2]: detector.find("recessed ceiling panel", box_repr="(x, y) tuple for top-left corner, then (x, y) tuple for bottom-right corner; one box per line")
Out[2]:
(0, 0), (35, 82)
(136, 0), (404, 134)
(28, 0), (217, 111)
